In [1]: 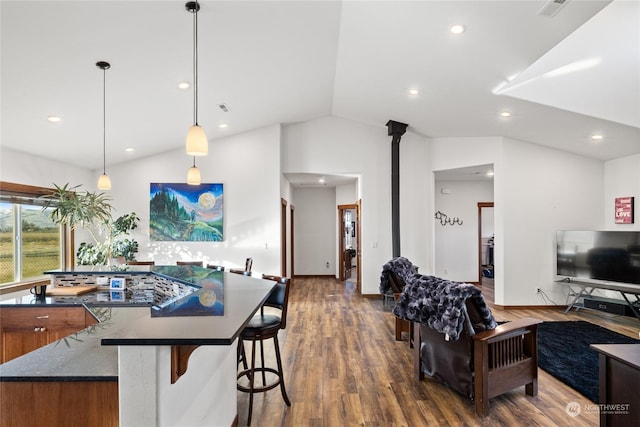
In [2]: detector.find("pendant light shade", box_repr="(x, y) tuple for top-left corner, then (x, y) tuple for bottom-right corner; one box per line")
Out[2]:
(98, 174), (112, 191)
(186, 124), (208, 156)
(187, 157), (201, 185)
(96, 61), (111, 190)
(185, 1), (208, 156)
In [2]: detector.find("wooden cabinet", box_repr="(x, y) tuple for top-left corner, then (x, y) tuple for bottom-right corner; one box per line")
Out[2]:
(0, 306), (97, 363)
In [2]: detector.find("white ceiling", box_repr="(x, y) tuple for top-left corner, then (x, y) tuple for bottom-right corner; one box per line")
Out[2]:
(1, 0), (639, 174)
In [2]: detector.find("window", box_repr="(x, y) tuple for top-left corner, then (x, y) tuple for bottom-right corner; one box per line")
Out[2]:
(0, 182), (65, 286)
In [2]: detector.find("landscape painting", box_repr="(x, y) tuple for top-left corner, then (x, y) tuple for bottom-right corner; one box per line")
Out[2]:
(150, 183), (223, 241)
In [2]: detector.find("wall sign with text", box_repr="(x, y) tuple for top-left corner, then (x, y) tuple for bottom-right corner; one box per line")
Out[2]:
(614, 197), (634, 224)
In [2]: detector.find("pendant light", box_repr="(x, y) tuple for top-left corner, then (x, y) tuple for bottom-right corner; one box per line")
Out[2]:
(187, 156), (201, 185)
(96, 61), (112, 191)
(185, 1), (208, 156)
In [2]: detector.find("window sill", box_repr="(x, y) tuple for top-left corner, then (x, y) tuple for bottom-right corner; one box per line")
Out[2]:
(0, 278), (49, 295)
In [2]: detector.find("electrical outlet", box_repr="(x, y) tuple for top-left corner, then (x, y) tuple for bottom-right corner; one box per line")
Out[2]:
(326, 261), (330, 268)
(536, 288), (541, 294)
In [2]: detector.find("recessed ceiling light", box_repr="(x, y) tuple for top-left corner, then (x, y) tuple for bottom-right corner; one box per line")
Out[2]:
(318, 177), (326, 184)
(408, 88), (419, 96)
(486, 171), (495, 177)
(125, 147), (135, 152)
(178, 81), (190, 90)
(218, 123), (228, 129)
(47, 115), (61, 123)
(449, 24), (466, 35)
(500, 111), (512, 118)
(591, 134), (604, 141)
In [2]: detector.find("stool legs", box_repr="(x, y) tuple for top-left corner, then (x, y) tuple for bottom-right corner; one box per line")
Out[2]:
(273, 334), (291, 406)
(248, 337), (257, 426)
(238, 333), (291, 426)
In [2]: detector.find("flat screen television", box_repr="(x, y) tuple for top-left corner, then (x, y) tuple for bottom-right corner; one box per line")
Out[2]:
(556, 230), (640, 286)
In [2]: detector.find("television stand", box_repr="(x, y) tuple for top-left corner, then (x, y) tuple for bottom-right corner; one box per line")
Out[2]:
(557, 279), (640, 321)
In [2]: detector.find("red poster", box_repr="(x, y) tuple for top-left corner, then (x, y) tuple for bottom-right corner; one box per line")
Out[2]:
(614, 197), (634, 224)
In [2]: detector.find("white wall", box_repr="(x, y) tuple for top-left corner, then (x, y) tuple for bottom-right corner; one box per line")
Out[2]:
(292, 187), (336, 275)
(336, 181), (357, 205)
(94, 125), (283, 274)
(0, 147), (93, 190)
(0, 147), (98, 245)
(399, 132), (431, 271)
(429, 136), (605, 306)
(7, 120), (637, 306)
(500, 138), (604, 305)
(434, 180), (493, 282)
(282, 116), (430, 294)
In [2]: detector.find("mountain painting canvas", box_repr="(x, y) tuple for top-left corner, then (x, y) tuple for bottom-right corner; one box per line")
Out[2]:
(150, 183), (223, 241)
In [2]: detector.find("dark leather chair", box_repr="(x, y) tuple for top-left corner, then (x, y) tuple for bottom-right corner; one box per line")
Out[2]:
(206, 264), (224, 271)
(379, 257), (418, 344)
(176, 260), (203, 266)
(399, 275), (541, 417)
(230, 268), (252, 276)
(126, 260), (155, 265)
(237, 274), (291, 425)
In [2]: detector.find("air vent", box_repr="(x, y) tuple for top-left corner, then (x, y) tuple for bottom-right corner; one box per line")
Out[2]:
(538, 0), (569, 17)
(218, 103), (230, 113)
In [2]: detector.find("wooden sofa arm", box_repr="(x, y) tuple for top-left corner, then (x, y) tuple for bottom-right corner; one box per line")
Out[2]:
(472, 317), (542, 343)
(472, 317), (542, 417)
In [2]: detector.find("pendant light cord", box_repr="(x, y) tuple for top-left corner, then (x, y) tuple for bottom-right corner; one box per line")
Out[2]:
(193, 2), (199, 126)
(102, 66), (107, 175)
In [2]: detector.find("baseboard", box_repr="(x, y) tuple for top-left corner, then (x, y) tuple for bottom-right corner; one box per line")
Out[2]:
(492, 304), (568, 310)
(362, 294), (383, 299)
(293, 274), (336, 279)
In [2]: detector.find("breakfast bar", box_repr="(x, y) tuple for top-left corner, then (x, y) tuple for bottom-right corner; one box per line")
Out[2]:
(0, 265), (276, 426)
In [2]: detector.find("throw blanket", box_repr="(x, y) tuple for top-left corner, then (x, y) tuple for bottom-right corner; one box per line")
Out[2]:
(379, 256), (419, 294)
(393, 274), (496, 341)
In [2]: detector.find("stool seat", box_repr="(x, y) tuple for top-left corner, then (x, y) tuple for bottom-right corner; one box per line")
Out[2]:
(242, 314), (281, 337)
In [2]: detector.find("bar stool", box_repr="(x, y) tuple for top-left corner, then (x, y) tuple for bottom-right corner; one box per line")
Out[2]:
(237, 274), (291, 425)
(176, 260), (203, 266)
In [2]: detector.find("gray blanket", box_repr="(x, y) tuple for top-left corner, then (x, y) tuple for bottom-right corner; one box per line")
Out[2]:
(379, 256), (418, 294)
(392, 274), (496, 340)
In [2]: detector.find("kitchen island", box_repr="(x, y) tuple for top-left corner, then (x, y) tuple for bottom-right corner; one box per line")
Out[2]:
(0, 265), (276, 427)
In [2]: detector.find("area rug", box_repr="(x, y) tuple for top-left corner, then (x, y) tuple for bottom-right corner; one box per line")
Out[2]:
(537, 320), (639, 402)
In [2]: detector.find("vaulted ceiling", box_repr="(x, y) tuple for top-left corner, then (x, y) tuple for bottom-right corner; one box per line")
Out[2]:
(2, 0), (638, 171)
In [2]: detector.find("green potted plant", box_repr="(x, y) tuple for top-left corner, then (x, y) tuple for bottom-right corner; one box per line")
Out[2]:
(42, 183), (140, 265)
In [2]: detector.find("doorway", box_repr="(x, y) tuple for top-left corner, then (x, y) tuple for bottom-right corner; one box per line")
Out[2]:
(338, 203), (360, 293)
(477, 202), (494, 287)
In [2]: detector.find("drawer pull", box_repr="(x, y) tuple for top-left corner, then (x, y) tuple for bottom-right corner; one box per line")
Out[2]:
(35, 315), (50, 320)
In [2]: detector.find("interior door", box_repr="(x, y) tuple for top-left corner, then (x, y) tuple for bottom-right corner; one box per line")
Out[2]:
(477, 202), (494, 284)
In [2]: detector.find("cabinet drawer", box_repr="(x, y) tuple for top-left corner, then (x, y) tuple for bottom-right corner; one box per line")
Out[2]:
(0, 307), (87, 328)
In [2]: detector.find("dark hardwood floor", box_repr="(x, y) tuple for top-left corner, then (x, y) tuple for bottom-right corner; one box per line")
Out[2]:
(237, 276), (640, 426)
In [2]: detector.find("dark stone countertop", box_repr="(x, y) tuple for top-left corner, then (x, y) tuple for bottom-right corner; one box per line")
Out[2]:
(0, 267), (275, 382)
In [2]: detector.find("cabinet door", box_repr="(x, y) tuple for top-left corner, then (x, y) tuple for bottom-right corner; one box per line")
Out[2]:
(0, 306), (93, 363)
(48, 327), (86, 343)
(1, 328), (49, 363)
